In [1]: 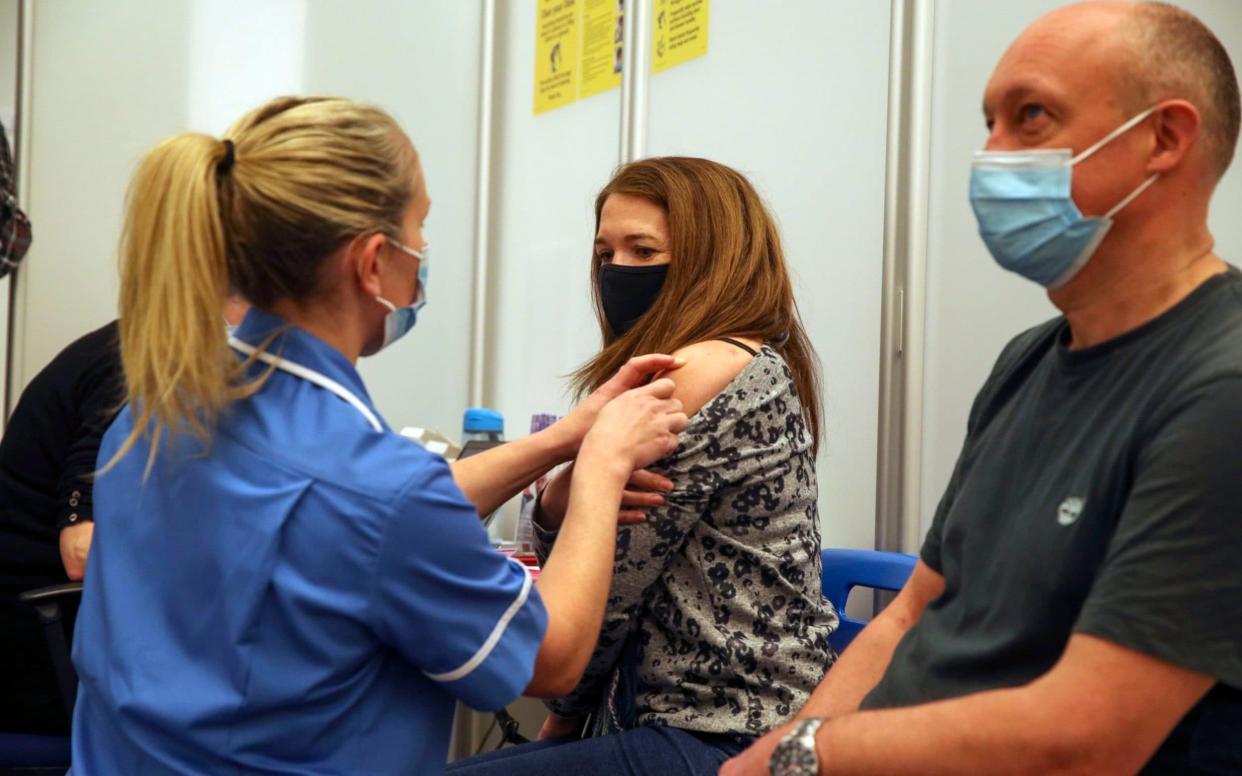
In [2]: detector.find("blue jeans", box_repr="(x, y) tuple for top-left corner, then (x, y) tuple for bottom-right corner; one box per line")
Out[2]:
(445, 727), (754, 776)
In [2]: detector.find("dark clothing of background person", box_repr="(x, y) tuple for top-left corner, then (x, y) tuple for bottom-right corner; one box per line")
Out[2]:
(0, 321), (122, 734)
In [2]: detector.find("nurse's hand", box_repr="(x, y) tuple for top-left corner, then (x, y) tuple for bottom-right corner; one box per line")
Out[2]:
(580, 378), (688, 475)
(553, 353), (685, 458)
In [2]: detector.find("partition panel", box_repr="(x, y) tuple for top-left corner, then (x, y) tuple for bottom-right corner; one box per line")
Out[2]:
(14, 0), (481, 440)
(645, 1), (894, 551)
(484, 2), (622, 448)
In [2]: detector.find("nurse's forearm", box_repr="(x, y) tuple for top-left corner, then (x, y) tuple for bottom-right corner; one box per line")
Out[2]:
(450, 424), (577, 517)
(524, 444), (629, 698)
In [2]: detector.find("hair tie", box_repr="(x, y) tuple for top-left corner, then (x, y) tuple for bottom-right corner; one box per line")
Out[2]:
(217, 139), (235, 176)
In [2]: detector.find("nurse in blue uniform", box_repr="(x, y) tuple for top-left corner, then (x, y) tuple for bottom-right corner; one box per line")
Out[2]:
(68, 96), (687, 775)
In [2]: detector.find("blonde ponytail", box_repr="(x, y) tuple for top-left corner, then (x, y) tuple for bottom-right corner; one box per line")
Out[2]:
(110, 134), (236, 472)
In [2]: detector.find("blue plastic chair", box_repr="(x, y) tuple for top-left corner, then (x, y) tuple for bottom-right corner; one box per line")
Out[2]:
(820, 549), (917, 653)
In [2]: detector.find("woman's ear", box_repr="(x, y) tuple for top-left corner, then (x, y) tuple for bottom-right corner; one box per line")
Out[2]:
(349, 234), (389, 298)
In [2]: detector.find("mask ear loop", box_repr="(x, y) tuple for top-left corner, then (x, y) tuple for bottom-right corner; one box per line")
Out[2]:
(1071, 105), (1158, 165)
(1071, 105), (1162, 220)
(1105, 174), (1160, 219)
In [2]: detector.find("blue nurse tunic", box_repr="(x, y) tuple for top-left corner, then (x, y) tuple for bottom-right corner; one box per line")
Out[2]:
(69, 309), (547, 774)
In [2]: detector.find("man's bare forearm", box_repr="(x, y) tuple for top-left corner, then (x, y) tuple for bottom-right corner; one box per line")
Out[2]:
(809, 684), (1080, 775)
(798, 611), (911, 720)
(803, 634), (1212, 776)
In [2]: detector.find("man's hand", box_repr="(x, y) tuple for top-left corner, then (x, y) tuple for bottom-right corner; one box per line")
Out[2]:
(719, 721), (792, 776)
(537, 712), (585, 741)
(59, 521), (94, 581)
(552, 354), (685, 458)
(539, 465), (674, 531)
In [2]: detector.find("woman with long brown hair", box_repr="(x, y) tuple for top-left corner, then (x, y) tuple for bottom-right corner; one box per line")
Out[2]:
(67, 97), (688, 775)
(449, 157), (838, 775)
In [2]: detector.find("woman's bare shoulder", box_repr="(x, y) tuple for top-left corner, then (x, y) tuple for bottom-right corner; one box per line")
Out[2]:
(657, 339), (761, 417)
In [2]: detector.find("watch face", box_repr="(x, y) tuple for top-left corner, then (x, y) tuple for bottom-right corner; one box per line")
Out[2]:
(770, 738), (818, 776)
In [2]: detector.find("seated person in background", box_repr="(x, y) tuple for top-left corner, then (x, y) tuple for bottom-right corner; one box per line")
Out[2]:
(449, 157), (838, 775)
(0, 296), (250, 736)
(0, 320), (119, 736)
(724, 3), (1242, 774)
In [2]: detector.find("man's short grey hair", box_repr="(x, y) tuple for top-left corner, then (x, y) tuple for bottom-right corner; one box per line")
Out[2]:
(1127, 2), (1241, 182)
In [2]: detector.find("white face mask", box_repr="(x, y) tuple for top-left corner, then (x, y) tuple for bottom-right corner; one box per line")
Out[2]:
(373, 240), (428, 352)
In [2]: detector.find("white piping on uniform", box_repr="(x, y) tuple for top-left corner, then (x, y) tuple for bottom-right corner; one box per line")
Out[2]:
(424, 561), (534, 683)
(228, 337), (383, 433)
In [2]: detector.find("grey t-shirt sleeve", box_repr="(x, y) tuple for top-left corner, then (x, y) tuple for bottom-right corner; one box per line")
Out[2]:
(1074, 376), (1242, 687)
(920, 454), (961, 574)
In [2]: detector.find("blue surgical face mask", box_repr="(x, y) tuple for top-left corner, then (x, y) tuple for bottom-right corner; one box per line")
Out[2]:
(969, 106), (1160, 289)
(374, 240), (428, 351)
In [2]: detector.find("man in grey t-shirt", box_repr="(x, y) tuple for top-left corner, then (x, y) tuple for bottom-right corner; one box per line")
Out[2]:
(726, 3), (1241, 774)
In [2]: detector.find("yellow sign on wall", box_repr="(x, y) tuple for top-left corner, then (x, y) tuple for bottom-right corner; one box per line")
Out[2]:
(534, 0), (580, 114)
(535, 0), (708, 115)
(579, 0), (624, 100)
(653, 0), (709, 74)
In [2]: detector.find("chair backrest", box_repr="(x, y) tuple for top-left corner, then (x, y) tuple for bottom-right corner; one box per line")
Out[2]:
(820, 549), (917, 653)
(18, 583), (83, 718)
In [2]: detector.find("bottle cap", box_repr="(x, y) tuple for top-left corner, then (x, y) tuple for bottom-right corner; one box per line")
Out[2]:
(463, 407), (504, 434)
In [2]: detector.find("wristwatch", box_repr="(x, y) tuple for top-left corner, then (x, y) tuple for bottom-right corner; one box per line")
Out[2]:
(768, 717), (825, 776)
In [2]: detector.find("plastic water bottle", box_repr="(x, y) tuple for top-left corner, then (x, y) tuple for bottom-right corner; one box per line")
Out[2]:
(463, 408), (505, 543)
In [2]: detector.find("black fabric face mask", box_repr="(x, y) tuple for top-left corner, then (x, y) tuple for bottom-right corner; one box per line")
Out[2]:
(599, 263), (669, 337)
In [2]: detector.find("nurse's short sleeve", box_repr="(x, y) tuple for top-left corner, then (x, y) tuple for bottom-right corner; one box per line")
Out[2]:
(370, 455), (548, 711)
(1074, 377), (1242, 688)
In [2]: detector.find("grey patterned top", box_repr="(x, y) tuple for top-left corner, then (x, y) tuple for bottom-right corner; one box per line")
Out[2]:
(534, 344), (839, 735)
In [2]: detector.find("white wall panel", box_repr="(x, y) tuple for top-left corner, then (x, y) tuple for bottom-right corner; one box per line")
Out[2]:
(18, 0), (191, 400)
(0, 0), (16, 130)
(919, 0), (1242, 533)
(14, 0), (481, 440)
(299, 1), (482, 440)
(646, 1), (893, 551)
(484, 2), (621, 439)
